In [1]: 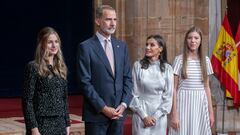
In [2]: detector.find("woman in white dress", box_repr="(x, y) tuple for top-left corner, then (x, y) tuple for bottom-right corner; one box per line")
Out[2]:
(169, 26), (214, 135)
(129, 35), (173, 135)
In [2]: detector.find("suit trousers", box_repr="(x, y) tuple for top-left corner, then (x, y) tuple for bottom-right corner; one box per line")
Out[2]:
(85, 120), (124, 135)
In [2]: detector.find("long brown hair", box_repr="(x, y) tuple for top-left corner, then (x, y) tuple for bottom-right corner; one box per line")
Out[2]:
(34, 27), (67, 79)
(182, 26), (207, 80)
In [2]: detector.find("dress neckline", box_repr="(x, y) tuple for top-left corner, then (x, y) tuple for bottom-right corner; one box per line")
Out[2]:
(149, 60), (160, 65)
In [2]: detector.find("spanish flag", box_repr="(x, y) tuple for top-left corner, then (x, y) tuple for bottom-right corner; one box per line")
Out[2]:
(236, 22), (240, 90)
(211, 14), (240, 107)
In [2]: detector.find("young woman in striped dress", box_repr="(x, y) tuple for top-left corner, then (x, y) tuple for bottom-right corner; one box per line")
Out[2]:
(169, 26), (214, 135)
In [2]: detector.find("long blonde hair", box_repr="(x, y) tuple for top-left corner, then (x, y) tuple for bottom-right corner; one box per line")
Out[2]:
(34, 27), (67, 79)
(181, 26), (207, 80)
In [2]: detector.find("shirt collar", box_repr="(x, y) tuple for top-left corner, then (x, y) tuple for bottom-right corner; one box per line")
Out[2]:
(96, 31), (111, 43)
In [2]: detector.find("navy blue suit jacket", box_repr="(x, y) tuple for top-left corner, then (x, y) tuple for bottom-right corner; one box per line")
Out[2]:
(77, 35), (133, 122)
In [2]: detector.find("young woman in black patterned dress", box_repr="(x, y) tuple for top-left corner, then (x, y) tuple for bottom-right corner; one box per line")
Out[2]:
(22, 27), (70, 135)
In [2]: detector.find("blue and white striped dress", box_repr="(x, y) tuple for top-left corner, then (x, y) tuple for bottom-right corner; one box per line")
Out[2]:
(168, 55), (213, 135)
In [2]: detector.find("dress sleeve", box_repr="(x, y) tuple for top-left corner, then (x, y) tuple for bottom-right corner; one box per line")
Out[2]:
(129, 61), (148, 119)
(64, 83), (71, 127)
(22, 62), (38, 129)
(172, 55), (182, 76)
(206, 56), (214, 75)
(152, 64), (174, 119)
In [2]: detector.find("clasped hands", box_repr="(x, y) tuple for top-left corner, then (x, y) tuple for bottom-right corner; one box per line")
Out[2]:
(143, 116), (156, 128)
(102, 104), (126, 119)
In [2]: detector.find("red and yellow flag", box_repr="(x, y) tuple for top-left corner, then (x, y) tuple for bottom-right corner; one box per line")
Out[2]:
(211, 14), (240, 107)
(236, 22), (240, 90)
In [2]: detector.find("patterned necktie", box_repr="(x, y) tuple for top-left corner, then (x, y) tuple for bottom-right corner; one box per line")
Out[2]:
(104, 39), (115, 75)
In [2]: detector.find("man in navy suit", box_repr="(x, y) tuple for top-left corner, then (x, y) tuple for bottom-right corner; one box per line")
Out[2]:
(77, 5), (133, 135)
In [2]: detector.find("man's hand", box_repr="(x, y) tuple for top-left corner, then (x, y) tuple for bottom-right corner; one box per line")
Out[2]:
(101, 105), (126, 119)
(112, 104), (126, 119)
(101, 106), (118, 119)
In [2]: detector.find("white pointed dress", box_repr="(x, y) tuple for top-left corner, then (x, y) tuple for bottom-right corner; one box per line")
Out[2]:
(129, 60), (173, 135)
(168, 55), (213, 135)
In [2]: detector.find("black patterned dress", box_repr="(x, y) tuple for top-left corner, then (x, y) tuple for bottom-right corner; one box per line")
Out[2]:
(22, 61), (70, 135)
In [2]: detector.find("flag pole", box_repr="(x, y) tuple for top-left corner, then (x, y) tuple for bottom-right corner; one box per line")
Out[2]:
(222, 86), (226, 133)
(221, 3), (227, 134)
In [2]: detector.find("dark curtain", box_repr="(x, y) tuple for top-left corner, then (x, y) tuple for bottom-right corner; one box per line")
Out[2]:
(227, 0), (240, 38)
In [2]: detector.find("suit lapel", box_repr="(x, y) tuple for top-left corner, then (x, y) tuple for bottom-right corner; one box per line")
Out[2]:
(112, 38), (120, 78)
(91, 36), (114, 78)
